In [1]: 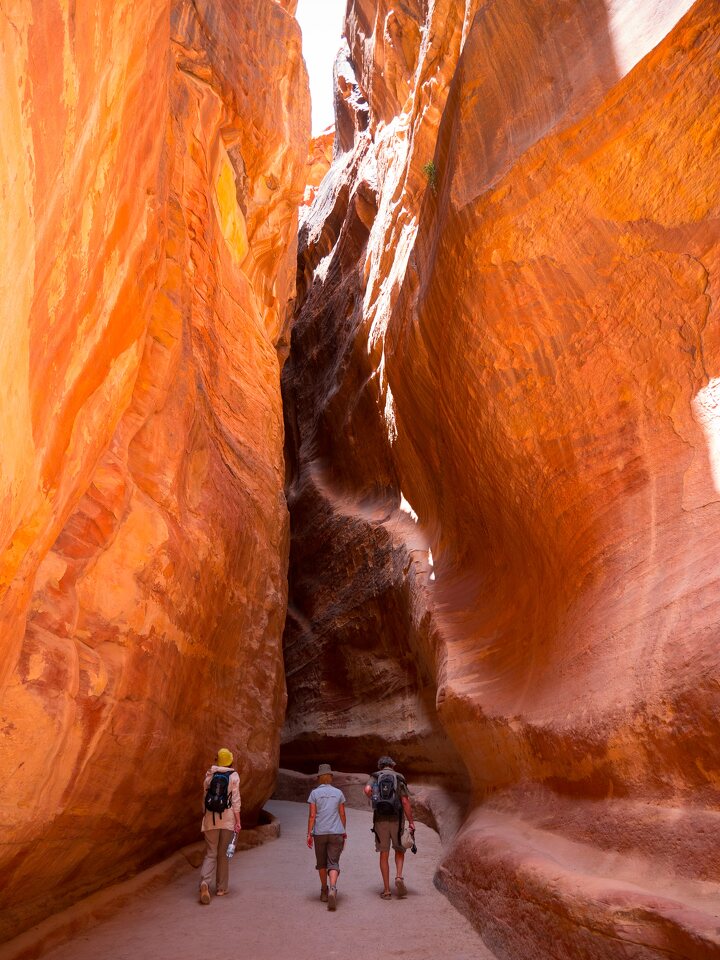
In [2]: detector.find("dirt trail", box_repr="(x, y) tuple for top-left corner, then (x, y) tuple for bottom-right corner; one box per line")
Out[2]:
(42, 800), (494, 960)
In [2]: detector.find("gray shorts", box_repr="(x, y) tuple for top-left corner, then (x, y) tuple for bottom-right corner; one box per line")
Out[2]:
(314, 833), (344, 872)
(374, 818), (403, 853)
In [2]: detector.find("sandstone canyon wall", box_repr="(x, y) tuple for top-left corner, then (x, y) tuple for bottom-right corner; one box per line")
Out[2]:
(0, 0), (308, 941)
(282, 0), (720, 956)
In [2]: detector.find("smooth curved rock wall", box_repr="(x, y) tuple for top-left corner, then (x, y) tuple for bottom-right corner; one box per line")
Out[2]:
(282, 1), (720, 956)
(0, 0), (308, 941)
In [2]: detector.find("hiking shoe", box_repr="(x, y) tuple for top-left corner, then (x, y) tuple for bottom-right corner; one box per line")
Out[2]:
(327, 885), (337, 911)
(395, 877), (407, 899)
(320, 886), (328, 902)
(199, 881), (211, 905)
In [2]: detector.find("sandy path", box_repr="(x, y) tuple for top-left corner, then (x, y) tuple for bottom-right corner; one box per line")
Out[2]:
(43, 800), (494, 960)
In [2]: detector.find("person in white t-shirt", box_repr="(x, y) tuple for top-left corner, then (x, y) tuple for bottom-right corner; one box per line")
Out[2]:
(306, 763), (347, 910)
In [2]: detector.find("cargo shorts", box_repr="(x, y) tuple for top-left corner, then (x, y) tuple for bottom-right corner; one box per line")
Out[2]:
(374, 818), (403, 853)
(314, 833), (344, 873)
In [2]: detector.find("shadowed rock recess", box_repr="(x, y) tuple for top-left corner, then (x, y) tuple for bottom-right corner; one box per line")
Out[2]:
(281, 1), (720, 958)
(0, 0), (308, 942)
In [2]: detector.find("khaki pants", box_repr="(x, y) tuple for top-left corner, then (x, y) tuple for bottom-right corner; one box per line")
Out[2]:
(200, 828), (233, 891)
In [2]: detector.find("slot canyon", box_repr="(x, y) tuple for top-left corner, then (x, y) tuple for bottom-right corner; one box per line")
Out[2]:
(0, 1), (718, 958)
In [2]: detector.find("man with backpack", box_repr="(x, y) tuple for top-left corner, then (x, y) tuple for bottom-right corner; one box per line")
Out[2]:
(199, 747), (241, 904)
(364, 756), (416, 899)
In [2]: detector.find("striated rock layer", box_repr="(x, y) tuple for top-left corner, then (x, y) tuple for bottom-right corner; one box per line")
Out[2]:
(0, 0), (308, 942)
(282, 0), (720, 956)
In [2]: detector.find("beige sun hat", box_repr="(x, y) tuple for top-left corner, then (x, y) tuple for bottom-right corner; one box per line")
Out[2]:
(316, 763), (333, 776)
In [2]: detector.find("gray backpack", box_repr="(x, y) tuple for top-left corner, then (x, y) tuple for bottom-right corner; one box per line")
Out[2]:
(372, 770), (402, 816)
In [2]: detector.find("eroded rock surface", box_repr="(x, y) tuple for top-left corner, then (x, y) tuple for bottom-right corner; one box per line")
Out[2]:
(303, 125), (335, 207)
(282, 1), (720, 956)
(0, 0), (308, 941)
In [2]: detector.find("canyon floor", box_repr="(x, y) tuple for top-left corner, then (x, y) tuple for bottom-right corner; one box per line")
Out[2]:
(39, 801), (494, 960)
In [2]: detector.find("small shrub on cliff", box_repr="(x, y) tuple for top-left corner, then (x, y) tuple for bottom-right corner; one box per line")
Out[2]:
(422, 159), (438, 194)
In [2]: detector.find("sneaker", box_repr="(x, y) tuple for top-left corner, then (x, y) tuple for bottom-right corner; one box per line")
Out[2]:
(327, 885), (337, 911)
(320, 886), (328, 902)
(199, 881), (211, 905)
(395, 877), (407, 899)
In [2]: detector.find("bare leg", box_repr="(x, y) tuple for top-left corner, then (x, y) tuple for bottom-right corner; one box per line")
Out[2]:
(327, 868), (339, 911)
(379, 851), (391, 893)
(395, 849), (405, 879)
(319, 867), (327, 890)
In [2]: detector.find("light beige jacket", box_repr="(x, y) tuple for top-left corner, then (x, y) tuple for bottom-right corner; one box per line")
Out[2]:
(201, 765), (241, 833)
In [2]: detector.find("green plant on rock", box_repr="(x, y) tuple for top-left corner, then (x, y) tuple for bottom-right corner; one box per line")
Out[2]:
(422, 159), (438, 194)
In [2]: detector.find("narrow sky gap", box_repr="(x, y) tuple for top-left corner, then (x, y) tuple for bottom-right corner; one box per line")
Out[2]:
(296, 0), (345, 135)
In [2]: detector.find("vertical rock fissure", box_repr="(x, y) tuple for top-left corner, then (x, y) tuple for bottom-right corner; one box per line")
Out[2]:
(280, 38), (472, 806)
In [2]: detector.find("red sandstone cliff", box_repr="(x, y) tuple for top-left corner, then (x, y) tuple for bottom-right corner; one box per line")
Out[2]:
(0, 0), (308, 941)
(282, 1), (720, 956)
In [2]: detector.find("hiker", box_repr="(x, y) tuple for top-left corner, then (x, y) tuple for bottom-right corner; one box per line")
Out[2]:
(306, 763), (347, 911)
(364, 755), (415, 899)
(199, 748), (242, 904)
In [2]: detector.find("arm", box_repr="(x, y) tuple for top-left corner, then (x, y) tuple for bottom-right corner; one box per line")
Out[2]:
(202, 769), (212, 814)
(339, 802), (347, 836)
(231, 773), (242, 831)
(307, 802), (316, 847)
(364, 776), (374, 802)
(401, 794), (415, 830)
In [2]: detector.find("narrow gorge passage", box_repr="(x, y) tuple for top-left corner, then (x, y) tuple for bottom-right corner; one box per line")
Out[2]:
(1, 1), (719, 959)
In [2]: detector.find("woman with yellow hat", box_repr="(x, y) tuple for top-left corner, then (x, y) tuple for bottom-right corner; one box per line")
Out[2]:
(198, 748), (241, 904)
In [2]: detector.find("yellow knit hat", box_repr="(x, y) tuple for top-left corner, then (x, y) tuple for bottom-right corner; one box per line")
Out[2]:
(217, 748), (233, 766)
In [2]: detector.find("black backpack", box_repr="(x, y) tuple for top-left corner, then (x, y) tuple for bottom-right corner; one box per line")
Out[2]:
(205, 769), (235, 815)
(372, 770), (402, 816)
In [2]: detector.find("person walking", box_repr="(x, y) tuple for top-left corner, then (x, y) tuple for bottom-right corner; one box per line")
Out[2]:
(199, 748), (241, 904)
(306, 763), (347, 910)
(364, 755), (415, 899)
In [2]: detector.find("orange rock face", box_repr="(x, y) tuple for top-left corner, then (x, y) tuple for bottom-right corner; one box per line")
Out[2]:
(303, 126), (335, 206)
(283, 0), (720, 956)
(0, 0), (308, 941)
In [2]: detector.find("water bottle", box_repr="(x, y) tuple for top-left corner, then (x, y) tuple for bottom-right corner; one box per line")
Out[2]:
(226, 832), (238, 859)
